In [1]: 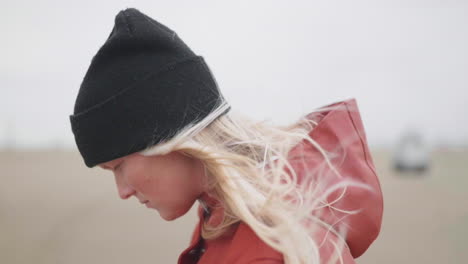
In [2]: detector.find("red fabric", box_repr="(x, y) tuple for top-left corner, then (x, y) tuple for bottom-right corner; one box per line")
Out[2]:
(178, 98), (384, 264)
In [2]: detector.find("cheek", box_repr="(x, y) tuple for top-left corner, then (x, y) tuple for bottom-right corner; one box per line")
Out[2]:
(129, 173), (153, 192)
(124, 164), (156, 194)
(123, 154), (204, 202)
(169, 160), (204, 195)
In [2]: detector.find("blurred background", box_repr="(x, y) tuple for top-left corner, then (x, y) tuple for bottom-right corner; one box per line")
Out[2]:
(2, 0), (467, 263)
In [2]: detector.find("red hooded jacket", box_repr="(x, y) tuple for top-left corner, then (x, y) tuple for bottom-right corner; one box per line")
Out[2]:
(178, 98), (384, 264)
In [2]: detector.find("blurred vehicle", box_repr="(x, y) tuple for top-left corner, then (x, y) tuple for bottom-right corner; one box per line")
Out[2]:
(392, 129), (430, 173)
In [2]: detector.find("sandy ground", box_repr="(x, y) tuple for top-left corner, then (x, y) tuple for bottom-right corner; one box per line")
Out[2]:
(0, 148), (467, 263)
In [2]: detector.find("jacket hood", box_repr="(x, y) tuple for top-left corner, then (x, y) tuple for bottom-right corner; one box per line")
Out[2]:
(179, 98), (383, 263)
(286, 98), (384, 258)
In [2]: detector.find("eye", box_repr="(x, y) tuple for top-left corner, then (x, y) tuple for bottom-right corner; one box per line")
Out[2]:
(114, 161), (124, 171)
(99, 165), (112, 171)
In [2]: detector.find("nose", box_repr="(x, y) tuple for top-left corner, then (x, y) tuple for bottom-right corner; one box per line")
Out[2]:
(114, 173), (136, 200)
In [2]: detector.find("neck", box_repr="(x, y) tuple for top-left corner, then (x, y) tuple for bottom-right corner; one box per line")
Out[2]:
(197, 192), (224, 227)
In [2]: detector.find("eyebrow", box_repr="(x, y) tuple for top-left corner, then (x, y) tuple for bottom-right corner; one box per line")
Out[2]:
(99, 165), (110, 170)
(100, 161), (122, 171)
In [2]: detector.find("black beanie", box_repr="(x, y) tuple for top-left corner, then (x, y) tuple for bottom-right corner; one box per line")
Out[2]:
(69, 8), (231, 168)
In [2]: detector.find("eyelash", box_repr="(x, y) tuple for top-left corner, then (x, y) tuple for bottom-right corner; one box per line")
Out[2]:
(114, 162), (123, 171)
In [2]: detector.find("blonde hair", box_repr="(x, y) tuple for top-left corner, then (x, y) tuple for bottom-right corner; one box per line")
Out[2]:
(139, 101), (371, 264)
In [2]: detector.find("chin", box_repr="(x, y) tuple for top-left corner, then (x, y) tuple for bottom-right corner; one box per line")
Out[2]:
(160, 205), (191, 221)
(161, 214), (179, 222)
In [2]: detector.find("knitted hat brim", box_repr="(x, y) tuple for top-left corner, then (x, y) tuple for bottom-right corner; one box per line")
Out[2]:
(70, 55), (230, 168)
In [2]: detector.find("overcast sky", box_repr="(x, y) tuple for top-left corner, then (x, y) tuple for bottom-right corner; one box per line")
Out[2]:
(2, 0), (467, 149)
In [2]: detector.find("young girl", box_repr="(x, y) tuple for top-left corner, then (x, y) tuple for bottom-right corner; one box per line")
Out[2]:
(69, 8), (383, 264)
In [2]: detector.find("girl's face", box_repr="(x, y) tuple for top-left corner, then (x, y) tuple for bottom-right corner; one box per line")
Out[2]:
(98, 151), (207, 221)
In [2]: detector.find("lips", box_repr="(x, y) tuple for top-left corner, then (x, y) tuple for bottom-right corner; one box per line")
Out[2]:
(140, 200), (149, 204)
